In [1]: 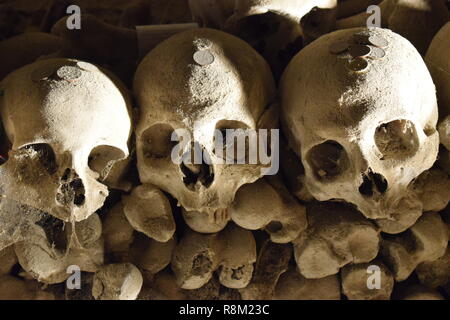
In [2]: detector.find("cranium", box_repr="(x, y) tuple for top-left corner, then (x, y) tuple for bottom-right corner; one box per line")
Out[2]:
(189, 0), (337, 76)
(0, 58), (132, 222)
(281, 27), (439, 233)
(336, 0), (450, 55)
(426, 22), (450, 117)
(134, 28), (276, 217)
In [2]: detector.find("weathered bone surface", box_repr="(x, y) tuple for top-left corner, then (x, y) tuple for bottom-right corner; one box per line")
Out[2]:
(426, 22), (450, 117)
(0, 275), (55, 300)
(439, 116), (450, 150)
(0, 198), (52, 251)
(92, 263), (143, 300)
(102, 202), (135, 255)
(1, 1), (450, 301)
(14, 212), (104, 284)
(189, 0), (337, 75)
(401, 285), (445, 300)
(337, 0), (382, 19)
(171, 223), (256, 290)
(122, 184), (175, 242)
(282, 27), (439, 233)
(0, 32), (64, 81)
(230, 176), (307, 243)
(279, 138), (314, 202)
(0, 58), (132, 222)
(274, 266), (341, 300)
(341, 261), (394, 300)
(182, 208), (231, 234)
(438, 115), (450, 173)
(130, 234), (176, 275)
(416, 247), (450, 288)
(0, 245), (17, 276)
(239, 240), (291, 300)
(410, 168), (450, 212)
(141, 270), (187, 300)
(381, 212), (448, 281)
(134, 28), (276, 219)
(336, 0), (449, 55)
(189, 0), (337, 36)
(51, 14), (138, 63)
(294, 202), (380, 279)
(141, 270), (240, 301)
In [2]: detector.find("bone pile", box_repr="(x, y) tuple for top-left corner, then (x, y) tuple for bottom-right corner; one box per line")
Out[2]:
(0, 0), (449, 300)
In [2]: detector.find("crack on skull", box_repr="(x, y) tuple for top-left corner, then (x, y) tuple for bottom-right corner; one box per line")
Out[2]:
(359, 169), (388, 197)
(56, 169), (86, 207)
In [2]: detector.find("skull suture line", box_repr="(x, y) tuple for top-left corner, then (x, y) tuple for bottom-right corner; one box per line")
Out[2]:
(0, 58), (132, 222)
(281, 27), (439, 233)
(134, 28), (277, 217)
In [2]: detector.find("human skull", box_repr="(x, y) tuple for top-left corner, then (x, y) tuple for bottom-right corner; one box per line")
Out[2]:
(134, 28), (276, 216)
(0, 58), (132, 222)
(188, 0), (337, 76)
(281, 27), (439, 233)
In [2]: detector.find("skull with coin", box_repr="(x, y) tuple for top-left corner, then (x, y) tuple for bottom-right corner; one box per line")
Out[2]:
(133, 28), (277, 233)
(0, 58), (133, 222)
(281, 27), (440, 233)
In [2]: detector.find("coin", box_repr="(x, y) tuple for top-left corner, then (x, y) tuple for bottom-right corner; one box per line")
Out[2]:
(347, 57), (369, 72)
(56, 66), (82, 81)
(193, 50), (215, 66)
(349, 44), (371, 58)
(369, 46), (386, 59)
(329, 41), (349, 54)
(368, 35), (388, 48)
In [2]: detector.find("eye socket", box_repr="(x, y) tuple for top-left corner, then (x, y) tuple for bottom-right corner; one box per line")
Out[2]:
(19, 143), (58, 175)
(213, 120), (251, 163)
(88, 145), (125, 180)
(141, 124), (178, 159)
(374, 120), (419, 160)
(306, 140), (349, 181)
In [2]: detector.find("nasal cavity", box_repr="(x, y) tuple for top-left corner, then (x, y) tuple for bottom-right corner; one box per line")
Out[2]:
(180, 142), (214, 190)
(358, 169), (388, 197)
(56, 168), (86, 206)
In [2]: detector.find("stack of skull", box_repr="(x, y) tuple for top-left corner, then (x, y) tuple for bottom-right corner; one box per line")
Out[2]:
(0, 0), (450, 300)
